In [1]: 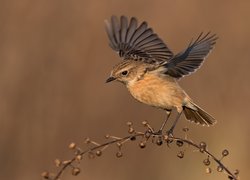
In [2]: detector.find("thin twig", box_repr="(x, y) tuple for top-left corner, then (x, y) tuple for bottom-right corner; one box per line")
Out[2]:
(172, 137), (237, 179)
(43, 124), (238, 180)
(53, 133), (144, 180)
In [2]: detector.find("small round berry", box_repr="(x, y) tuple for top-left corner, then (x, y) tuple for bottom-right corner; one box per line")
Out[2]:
(96, 150), (102, 156)
(206, 167), (212, 174)
(217, 166), (223, 172)
(176, 140), (184, 147)
(199, 142), (207, 149)
(76, 155), (82, 161)
(222, 149), (229, 157)
(203, 158), (210, 166)
(105, 134), (110, 139)
(116, 151), (123, 158)
(139, 142), (146, 148)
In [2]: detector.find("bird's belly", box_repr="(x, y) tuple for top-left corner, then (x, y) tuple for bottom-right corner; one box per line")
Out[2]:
(127, 77), (186, 110)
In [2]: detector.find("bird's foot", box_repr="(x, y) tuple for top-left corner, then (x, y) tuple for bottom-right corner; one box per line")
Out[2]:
(166, 128), (174, 138)
(154, 130), (163, 136)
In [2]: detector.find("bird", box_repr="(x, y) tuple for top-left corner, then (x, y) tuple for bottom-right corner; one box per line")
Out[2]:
(105, 15), (217, 134)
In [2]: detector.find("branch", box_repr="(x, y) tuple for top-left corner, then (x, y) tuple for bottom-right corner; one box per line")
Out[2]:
(41, 121), (239, 180)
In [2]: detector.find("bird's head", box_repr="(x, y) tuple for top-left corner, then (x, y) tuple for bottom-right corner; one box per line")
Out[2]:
(106, 60), (150, 86)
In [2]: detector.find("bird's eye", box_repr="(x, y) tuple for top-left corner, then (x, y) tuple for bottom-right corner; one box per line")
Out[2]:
(121, 70), (128, 76)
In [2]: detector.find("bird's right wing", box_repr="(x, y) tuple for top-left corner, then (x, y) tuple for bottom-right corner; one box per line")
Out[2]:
(164, 32), (218, 79)
(105, 16), (173, 64)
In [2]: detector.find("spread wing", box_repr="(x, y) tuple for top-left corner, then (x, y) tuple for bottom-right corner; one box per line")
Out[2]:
(105, 15), (173, 64)
(164, 32), (217, 78)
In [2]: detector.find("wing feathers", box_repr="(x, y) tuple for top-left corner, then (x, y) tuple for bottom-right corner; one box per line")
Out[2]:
(165, 32), (218, 78)
(130, 22), (148, 45)
(120, 16), (128, 43)
(105, 16), (217, 77)
(126, 17), (137, 44)
(111, 16), (120, 45)
(105, 15), (173, 63)
(105, 20), (117, 49)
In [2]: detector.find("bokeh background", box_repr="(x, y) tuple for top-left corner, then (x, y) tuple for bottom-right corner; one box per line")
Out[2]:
(0, 0), (249, 180)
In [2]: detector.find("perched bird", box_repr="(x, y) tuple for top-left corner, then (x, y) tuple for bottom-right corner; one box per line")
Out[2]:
(105, 16), (217, 133)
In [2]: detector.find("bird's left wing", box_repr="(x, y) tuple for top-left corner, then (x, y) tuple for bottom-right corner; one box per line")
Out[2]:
(105, 16), (173, 64)
(164, 32), (218, 79)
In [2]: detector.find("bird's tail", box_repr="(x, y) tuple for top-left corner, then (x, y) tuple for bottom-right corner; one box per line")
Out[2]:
(183, 102), (216, 126)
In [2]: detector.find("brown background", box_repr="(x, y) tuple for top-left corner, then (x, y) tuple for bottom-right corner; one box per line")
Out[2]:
(0, 0), (249, 180)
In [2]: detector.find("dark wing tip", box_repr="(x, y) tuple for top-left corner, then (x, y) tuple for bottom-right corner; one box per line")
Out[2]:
(165, 31), (218, 79)
(191, 31), (218, 47)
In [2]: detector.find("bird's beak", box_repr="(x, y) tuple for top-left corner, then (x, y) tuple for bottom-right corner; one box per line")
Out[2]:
(106, 76), (116, 83)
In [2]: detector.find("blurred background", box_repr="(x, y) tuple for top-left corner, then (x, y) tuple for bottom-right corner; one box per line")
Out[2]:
(0, 0), (249, 179)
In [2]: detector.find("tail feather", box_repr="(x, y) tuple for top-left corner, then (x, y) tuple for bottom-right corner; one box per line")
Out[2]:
(183, 103), (216, 126)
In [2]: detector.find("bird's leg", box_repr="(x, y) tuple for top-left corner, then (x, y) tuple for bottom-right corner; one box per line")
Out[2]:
(157, 109), (172, 135)
(167, 110), (183, 136)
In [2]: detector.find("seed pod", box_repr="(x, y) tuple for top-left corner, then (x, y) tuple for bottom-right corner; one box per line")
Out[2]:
(234, 169), (239, 176)
(54, 159), (61, 167)
(116, 151), (123, 158)
(139, 142), (146, 148)
(206, 167), (212, 174)
(203, 158), (210, 166)
(69, 143), (76, 149)
(96, 150), (102, 156)
(217, 165), (223, 172)
(76, 155), (82, 161)
(222, 149), (229, 157)
(176, 140), (184, 147)
(105, 134), (110, 139)
(72, 167), (81, 176)
(177, 151), (184, 159)
(199, 142), (207, 149)
(199, 142), (207, 152)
